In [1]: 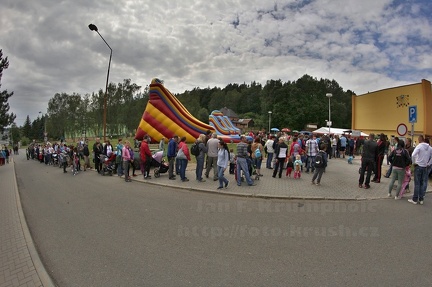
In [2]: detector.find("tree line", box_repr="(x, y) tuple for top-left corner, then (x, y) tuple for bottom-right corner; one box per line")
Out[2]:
(3, 46), (353, 145)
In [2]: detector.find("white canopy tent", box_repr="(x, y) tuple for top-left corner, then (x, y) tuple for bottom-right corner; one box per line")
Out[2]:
(312, 127), (368, 137)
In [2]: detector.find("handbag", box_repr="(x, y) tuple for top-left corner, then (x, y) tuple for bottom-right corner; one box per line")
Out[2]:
(176, 147), (187, 159)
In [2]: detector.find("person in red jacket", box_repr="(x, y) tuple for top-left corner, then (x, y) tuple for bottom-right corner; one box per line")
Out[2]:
(177, 136), (191, 182)
(140, 136), (152, 179)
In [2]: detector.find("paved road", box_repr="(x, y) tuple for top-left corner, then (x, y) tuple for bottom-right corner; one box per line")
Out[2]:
(14, 153), (432, 287)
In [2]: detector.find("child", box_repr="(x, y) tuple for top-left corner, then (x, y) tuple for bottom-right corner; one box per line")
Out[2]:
(398, 166), (411, 198)
(294, 154), (302, 179)
(229, 149), (235, 174)
(312, 145), (328, 186)
(285, 157), (294, 177)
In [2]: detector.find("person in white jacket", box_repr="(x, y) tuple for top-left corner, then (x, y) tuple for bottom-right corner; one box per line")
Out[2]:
(408, 135), (432, 205)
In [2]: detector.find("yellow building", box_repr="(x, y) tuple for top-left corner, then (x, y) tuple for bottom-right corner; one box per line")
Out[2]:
(352, 79), (432, 138)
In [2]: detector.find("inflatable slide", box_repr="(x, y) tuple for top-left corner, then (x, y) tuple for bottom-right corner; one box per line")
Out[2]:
(209, 110), (241, 140)
(135, 79), (242, 143)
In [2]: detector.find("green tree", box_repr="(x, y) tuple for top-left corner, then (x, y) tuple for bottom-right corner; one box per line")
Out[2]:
(22, 115), (32, 138)
(0, 49), (16, 132)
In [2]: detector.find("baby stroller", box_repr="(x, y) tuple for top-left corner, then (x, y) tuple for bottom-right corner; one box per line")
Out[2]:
(151, 150), (169, 178)
(100, 153), (116, 176)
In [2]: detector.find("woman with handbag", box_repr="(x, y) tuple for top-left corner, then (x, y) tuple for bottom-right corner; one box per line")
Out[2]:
(176, 137), (191, 182)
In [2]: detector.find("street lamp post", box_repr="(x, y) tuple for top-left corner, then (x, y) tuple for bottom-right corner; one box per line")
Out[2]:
(326, 93), (333, 134)
(89, 23), (112, 142)
(268, 111), (272, 133)
(39, 111), (47, 142)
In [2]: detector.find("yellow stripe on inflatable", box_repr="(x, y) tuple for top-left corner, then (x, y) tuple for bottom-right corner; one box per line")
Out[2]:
(146, 102), (197, 142)
(153, 86), (210, 131)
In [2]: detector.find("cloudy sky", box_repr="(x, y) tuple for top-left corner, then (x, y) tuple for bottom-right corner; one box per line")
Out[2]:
(1, 0), (431, 126)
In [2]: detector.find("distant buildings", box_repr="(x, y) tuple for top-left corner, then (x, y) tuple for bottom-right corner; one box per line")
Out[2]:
(219, 107), (254, 131)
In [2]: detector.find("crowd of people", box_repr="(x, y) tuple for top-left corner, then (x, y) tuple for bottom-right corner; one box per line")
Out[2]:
(359, 133), (432, 205)
(7, 130), (432, 205)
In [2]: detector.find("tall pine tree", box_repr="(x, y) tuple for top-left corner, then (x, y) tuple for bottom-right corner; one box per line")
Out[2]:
(0, 49), (16, 132)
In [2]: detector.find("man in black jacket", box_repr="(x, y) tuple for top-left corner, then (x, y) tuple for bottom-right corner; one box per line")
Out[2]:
(359, 133), (377, 189)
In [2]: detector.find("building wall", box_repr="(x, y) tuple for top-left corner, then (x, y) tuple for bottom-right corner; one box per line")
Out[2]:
(352, 79), (431, 138)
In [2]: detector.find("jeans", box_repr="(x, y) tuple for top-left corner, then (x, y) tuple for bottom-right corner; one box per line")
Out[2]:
(179, 159), (188, 181)
(117, 157), (124, 176)
(217, 166), (229, 187)
(196, 156), (205, 180)
(413, 166), (428, 202)
(175, 158), (181, 175)
(306, 155), (316, 172)
(236, 157), (253, 185)
(388, 168), (404, 196)
(254, 157), (262, 169)
(266, 153), (273, 168)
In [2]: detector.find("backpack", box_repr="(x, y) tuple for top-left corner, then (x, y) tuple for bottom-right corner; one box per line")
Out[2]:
(190, 142), (200, 156)
(314, 152), (325, 168)
(254, 148), (262, 158)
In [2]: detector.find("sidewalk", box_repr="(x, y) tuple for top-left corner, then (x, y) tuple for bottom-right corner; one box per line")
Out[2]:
(0, 158), (55, 287)
(129, 156), (431, 200)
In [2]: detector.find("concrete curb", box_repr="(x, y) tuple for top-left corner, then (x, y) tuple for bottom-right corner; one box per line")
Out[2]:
(12, 158), (57, 287)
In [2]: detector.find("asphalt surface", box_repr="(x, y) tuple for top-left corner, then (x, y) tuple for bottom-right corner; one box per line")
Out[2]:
(14, 153), (432, 287)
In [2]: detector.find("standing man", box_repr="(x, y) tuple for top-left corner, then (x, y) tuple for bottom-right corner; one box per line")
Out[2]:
(339, 134), (347, 158)
(265, 135), (275, 169)
(93, 138), (103, 174)
(372, 133), (386, 183)
(359, 133), (377, 189)
(305, 134), (319, 173)
(236, 136), (256, 186)
(408, 135), (432, 205)
(83, 141), (91, 171)
(205, 133), (219, 181)
(167, 136), (179, 180)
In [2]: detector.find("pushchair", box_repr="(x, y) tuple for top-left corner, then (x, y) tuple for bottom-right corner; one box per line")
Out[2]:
(100, 153), (116, 176)
(151, 150), (169, 178)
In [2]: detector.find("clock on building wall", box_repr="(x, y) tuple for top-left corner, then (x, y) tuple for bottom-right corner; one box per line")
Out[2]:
(396, 94), (410, 108)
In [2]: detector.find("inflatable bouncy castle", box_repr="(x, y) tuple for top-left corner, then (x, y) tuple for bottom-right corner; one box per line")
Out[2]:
(135, 79), (242, 143)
